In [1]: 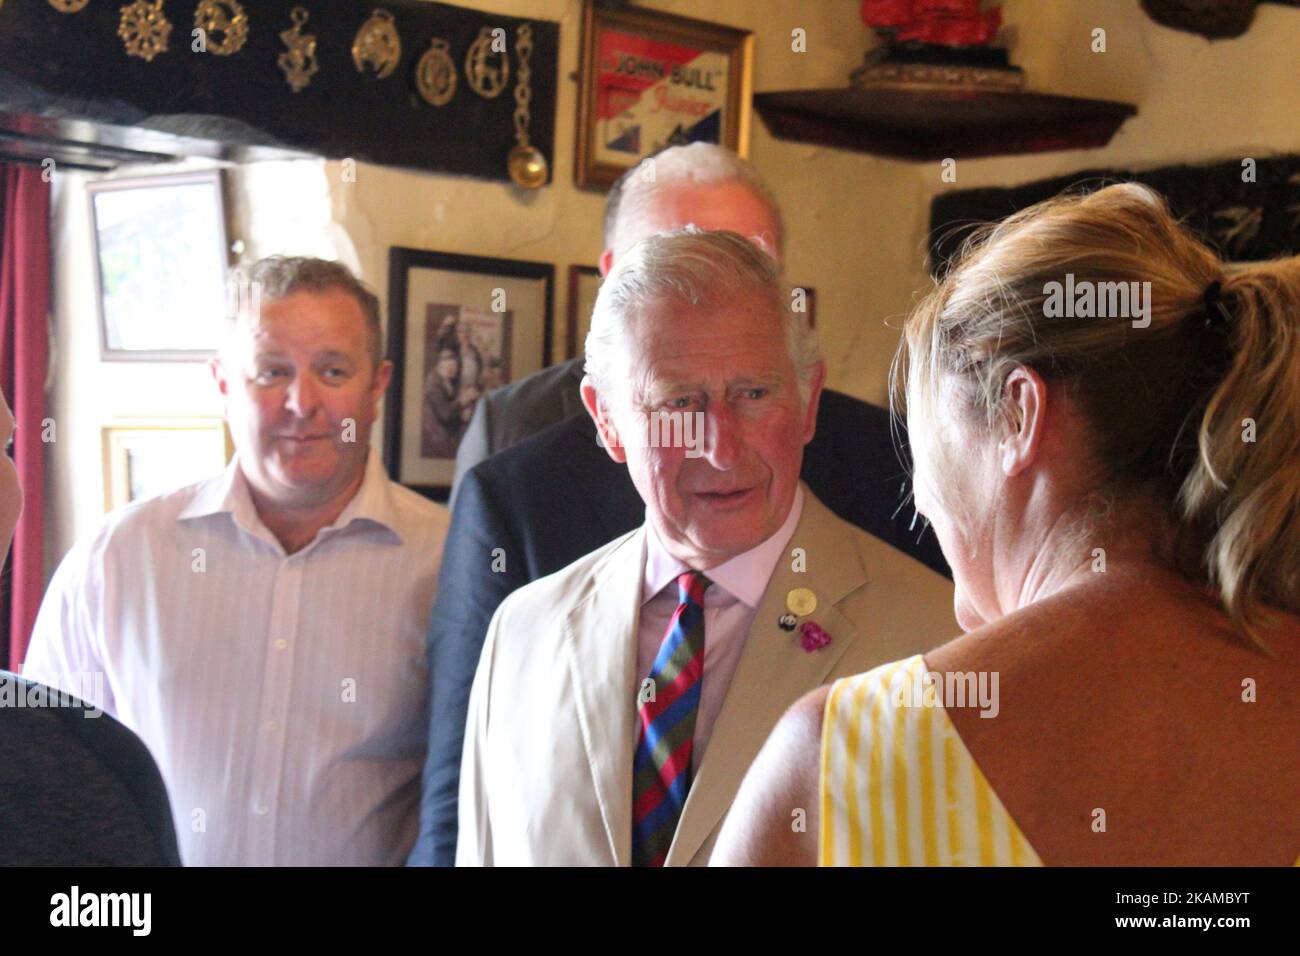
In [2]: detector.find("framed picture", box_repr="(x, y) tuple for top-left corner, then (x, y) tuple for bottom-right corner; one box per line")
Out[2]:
(386, 248), (555, 498)
(87, 171), (231, 361)
(101, 418), (233, 512)
(575, 2), (754, 189)
(565, 265), (603, 360)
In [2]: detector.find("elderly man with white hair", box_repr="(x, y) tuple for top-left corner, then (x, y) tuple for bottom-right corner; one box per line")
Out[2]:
(456, 230), (957, 867)
(410, 143), (949, 868)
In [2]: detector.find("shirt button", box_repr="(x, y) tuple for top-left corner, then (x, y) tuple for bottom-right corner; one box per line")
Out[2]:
(253, 804), (269, 816)
(274, 639), (288, 650)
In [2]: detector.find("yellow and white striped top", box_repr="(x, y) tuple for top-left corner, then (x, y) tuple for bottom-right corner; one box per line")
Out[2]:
(820, 654), (1039, 867)
(821, 654), (1300, 867)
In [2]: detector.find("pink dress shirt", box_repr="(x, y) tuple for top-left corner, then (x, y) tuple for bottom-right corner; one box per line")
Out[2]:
(637, 486), (805, 772)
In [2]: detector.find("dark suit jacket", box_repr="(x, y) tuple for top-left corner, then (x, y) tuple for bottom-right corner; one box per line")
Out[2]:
(408, 386), (950, 865)
(448, 358), (589, 507)
(0, 672), (182, 866)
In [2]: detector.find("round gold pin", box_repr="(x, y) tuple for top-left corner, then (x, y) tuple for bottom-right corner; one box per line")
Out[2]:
(786, 587), (817, 617)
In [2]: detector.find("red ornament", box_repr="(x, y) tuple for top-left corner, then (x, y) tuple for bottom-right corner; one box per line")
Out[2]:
(862, 0), (1002, 48)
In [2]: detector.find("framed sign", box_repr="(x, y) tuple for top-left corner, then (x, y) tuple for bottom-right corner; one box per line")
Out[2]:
(386, 248), (555, 499)
(575, 2), (753, 189)
(101, 418), (233, 512)
(87, 171), (231, 361)
(565, 265), (603, 360)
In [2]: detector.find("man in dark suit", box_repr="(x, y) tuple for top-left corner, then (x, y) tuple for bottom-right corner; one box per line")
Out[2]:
(408, 144), (948, 865)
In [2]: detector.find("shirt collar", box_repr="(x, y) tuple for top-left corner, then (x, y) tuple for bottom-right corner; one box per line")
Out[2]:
(641, 485), (805, 609)
(178, 449), (405, 548)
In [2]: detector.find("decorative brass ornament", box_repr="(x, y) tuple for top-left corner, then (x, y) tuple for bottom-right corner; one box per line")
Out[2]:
(415, 37), (456, 107)
(118, 0), (172, 62)
(352, 9), (401, 80)
(465, 26), (508, 99)
(506, 24), (547, 189)
(278, 7), (319, 93)
(194, 0), (248, 57)
(48, 0), (93, 12)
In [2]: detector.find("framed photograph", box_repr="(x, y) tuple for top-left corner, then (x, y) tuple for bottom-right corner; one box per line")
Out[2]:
(386, 248), (555, 498)
(575, 2), (754, 189)
(565, 265), (603, 360)
(88, 171), (231, 361)
(101, 418), (233, 512)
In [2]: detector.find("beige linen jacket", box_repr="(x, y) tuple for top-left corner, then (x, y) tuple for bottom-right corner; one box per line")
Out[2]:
(456, 485), (958, 866)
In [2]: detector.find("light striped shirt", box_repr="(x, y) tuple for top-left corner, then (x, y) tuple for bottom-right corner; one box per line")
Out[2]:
(819, 654), (1040, 866)
(23, 451), (449, 866)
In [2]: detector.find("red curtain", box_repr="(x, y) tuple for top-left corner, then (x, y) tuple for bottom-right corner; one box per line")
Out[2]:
(0, 162), (51, 670)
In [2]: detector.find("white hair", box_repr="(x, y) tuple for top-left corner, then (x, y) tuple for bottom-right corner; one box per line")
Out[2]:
(604, 143), (784, 258)
(584, 227), (819, 409)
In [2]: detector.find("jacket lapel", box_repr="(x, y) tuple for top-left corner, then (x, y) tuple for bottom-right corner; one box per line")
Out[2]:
(561, 527), (646, 867)
(666, 489), (868, 865)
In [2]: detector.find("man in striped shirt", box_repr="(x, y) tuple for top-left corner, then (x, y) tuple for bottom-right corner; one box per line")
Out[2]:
(24, 257), (449, 865)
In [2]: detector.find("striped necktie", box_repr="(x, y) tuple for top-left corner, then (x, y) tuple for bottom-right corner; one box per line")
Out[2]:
(632, 569), (711, 867)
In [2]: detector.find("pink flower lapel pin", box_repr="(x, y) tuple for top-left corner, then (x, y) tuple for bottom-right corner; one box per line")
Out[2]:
(799, 620), (832, 653)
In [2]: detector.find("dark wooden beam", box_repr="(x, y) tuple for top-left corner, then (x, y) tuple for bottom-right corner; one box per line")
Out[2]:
(0, 0), (557, 181)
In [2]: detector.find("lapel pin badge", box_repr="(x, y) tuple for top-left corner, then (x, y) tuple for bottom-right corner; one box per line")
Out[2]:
(800, 620), (832, 653)
(778, 612), (798, 631)
(786, 587), (817, 617)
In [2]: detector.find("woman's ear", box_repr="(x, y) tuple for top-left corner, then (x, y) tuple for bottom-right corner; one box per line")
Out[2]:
(999, 366), (1049, 477)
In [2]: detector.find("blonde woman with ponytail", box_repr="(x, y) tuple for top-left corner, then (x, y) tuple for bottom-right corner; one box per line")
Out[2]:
(714, 183), (1299, 867)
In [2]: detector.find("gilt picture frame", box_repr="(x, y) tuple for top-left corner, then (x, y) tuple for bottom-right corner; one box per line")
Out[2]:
(575, 2), (753, 189)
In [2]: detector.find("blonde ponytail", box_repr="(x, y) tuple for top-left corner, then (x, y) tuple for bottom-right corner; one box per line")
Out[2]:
(1180, 259), (1300, 644)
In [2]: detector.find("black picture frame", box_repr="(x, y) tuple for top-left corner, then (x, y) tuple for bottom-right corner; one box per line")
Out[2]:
(385, 247), (555, 500)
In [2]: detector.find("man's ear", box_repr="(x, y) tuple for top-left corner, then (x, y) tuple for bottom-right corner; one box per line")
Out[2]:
(580, 374), (626, 464)
(999, 366), (1048, 477)
(371, 358), (394, 406)
(598, 248), (614, 277)
(800, 361), (827, 444)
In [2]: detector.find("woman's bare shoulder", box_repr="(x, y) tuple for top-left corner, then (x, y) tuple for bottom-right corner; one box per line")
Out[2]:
(711, 686), (829, 866)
